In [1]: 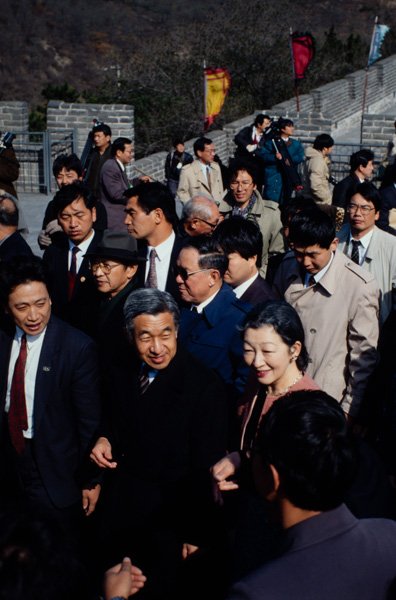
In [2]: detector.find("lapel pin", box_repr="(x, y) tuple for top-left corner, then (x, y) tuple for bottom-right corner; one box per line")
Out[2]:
(80, 276), (86, 282)
(43, 366), (51, 372)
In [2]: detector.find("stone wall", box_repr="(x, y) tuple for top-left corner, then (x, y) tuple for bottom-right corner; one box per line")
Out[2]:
(0, 102), (29, 133)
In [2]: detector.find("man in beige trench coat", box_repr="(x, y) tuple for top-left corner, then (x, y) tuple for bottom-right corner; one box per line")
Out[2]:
(273, 208), (379, 420)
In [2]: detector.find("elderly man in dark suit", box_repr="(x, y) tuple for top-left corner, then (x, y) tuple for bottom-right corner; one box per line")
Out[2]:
(99, 137), (133, 231)
(214, 216), (275, 305)
(43, 181), (101, 336)
(0, 193), (32, 260)
(90, 288), (227, 599)
(0, 255), (101, 523)
(176, 235), (251, 400)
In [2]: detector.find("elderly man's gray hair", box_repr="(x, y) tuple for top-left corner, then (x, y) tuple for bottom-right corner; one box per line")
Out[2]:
(123, 288), (180, 339)
(182, 194), (218, 221)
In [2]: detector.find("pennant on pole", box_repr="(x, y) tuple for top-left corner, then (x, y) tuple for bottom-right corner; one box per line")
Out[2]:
(367, 22), (389, 67)
(204, 68), (231, 130)
(290, 31), (314, 82)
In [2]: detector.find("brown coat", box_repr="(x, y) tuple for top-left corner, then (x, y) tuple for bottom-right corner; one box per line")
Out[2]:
(273, 250), (380, 417)
(177, 159), (224, 205)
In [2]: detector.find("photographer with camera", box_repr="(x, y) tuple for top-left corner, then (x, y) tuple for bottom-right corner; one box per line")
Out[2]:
(0, 132), (20, 199)
(260, 118), (304, 204)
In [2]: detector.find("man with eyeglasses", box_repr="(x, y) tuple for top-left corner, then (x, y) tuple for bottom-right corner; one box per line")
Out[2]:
(43, 181), (102, 337)
(181, 194), (221, 237)
(87, 229), (146, 368)
(177, 137), (224, 206)
(337, 182), (396, 326)
(218, 159), (286, 277)
(176, 235), (251, 401)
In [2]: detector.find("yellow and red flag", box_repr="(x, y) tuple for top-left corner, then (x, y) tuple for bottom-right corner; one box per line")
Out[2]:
(204, 67), (231, 130)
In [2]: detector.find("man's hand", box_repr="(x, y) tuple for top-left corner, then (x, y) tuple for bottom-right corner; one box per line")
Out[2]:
(103, 557), (146, 599)
(82, 483), (101, 516)
(275, 152), (282, 160)
(139, 175), (152, 183)
(210, 451), (241, 506)
(90, 437), (117, 469)
(182, 543), (199, 560)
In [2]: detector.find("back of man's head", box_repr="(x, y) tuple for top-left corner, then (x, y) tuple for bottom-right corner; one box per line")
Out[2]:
(313, 134), (334, 152)
(53, 181), (95, 214)
(280, 195), (317, 228)
(214, 216), (263, 269)
(255, 390), (358, 511)
(52, 154), (82, 178)
(350, 149), (374, 173)
(289, 208), (335, 249)
(182, 195), (218, 221)
(130, 182), (178, 228)
(0, 193), (18, 228)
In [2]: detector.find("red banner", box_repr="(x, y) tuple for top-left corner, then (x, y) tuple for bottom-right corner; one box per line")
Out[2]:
(290, 32), (314, 81)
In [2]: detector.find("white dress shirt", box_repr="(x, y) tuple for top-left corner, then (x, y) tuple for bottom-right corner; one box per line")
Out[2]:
(304, 252), (334, 287)
(346, 229), (374, 266)
(145, 230), (175, 291)
(68, 230), (94, 273)
(233, 273), (259, 299)
(191, 288), (221, 313)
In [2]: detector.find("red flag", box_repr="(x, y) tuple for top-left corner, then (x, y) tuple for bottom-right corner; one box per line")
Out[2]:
(290, 31), (314, 81)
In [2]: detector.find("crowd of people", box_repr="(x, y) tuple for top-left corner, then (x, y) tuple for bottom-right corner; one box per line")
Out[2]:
(1, 117), (396, 599)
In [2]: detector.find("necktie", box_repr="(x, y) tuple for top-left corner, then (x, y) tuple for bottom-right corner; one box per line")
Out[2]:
(139, 364), (151, 395)
(70, 246), (80, 277)
(206, 166), (212, 193)
(309, 275), (316, 287)
(8, 334), (28, 454)
(145, 248), (158, 289)
(350, 240), (361, 264)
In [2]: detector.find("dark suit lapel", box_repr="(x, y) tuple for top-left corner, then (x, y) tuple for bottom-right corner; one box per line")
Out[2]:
(33, 317), (60, 436)
(0, 328), (13, 413)
(72, 232), (99, 299)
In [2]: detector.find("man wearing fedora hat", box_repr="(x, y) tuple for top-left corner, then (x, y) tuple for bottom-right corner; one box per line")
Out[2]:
(87, 230), (146, 368)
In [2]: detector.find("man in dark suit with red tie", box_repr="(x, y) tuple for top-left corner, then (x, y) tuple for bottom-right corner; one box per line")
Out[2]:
(0, 255), (101, 524)
(43, 182), (101, 336)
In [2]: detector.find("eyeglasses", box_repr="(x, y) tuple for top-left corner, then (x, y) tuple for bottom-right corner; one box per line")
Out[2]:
(347, 203), (375, 215)
(175, 266), (211, 281)
(89, 261), (121, 274)
(195, 217), (219, 230)
(230, 181), (254, 190)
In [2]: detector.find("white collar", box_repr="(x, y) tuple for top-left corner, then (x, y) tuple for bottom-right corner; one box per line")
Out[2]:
(191, 288), (221, 313)
(147, 230), (175, 260)
(349, 228), (374, 250)
(305, 252), (334, 286)
(68, 230), (95, 254)
(233, 272), (259, 299)
(15, 324), (47, 347)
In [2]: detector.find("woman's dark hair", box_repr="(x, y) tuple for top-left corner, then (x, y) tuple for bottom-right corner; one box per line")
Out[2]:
(240, 299), (309, 371)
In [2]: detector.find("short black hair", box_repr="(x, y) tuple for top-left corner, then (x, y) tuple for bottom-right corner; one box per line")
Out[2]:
(0, 194), (18, 227)
(254, 390), (358, 511)
(289, 208), (335, 249)
(0, 255), (50, 305)
(278, 117), (294, 130)
(313, 134), (334, 151)
(350, 149), (374, 173)
(131, 182), (178, 228)
(228, 158), (259, 187)
(214, 216), (263, 269)
(193, 137), (213, 156)
(53, 182), (96, 214)
(182, 235), (228, 277)
(240, 299), (309, 371)
(173, 138), (184, 147)
(254, 114), (271, 127)
(52, 154), (82, 178)
(93, 123), (112, 137)
(111, 137), (132, 157)
(280, 196), (318, 227)
(351, 181), (381, 212)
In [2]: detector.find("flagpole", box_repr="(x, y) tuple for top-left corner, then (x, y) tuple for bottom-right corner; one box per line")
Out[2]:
(360, 16), (378, 146)
(203, 59), (207, 134)
(289, 28), (300, 114)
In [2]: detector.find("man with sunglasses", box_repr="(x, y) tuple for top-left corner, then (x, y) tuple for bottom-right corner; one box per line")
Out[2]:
(176, 235), (251, 402)
(337, 182), (396, 327)
(181, 195), (221, 237)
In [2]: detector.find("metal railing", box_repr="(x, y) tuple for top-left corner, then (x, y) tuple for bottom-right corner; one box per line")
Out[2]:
(13, 130), (77, 194)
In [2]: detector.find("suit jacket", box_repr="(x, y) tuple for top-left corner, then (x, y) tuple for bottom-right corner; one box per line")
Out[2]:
(99, 347), (227, 539)
(378, 185), (396, 235)
(99, 158), (130, 231)
(136, 233), (185, 304)
(177, 159), (224, 205)
(337, 224), (396, 326)
(273, 250), (379, 417)
(240, 275), (276, 305)
(234, 125), (265, 158)
(178, 283), (252, 398)
(228, 504), (396, 600)
(0, 315), (101, 509)
(0, 231), (33, 260)
(332, 173), (360, 209)
(43, 232), (102, 336)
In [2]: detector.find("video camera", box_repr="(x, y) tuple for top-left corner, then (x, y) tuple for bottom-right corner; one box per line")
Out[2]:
(263, 118), (286, 143)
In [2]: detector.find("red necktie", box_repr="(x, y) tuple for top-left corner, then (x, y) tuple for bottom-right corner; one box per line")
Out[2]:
(8, 334), (28, 454)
